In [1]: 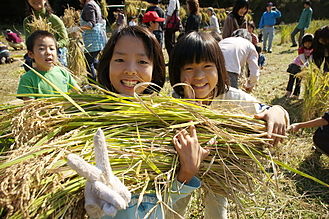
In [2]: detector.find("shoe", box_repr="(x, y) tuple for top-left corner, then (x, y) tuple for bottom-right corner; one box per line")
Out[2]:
(291, 44), (297, 47)
(267, 50), (272, 53)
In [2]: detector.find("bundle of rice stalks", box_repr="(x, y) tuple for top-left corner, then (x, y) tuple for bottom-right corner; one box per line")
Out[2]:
(126, 2), (138, 18)
(99, 0), (109, 19)
(302, 65), (329, 120)
(62, 8), (87, 76)
(28, 14), (53, 34)
(0, 90), (324, 218)
(62, 7), (80, 29)
(67, 40), (87, 76)
(279, 24), (294, 45)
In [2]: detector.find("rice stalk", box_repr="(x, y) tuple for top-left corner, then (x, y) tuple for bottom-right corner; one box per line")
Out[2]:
(302, 64), (329, 120)
(28, 14), (54, 34)
(0, 91), (326, 218)
(62, 8), (88, 77)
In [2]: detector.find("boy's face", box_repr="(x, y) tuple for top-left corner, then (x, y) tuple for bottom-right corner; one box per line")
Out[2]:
(150, 21), (159, 31)
(180, 61), (218, 99)
(28, 36), (57, 71)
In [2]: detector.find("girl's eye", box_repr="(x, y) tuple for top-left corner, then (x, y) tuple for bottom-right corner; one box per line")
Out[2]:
(184, 67), (193, 71)
(139, 60), (149, 65)
(204, 64), (213, 68)
(114, 58), (124, 62)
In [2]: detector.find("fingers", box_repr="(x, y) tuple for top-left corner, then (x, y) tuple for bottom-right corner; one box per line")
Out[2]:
(67, 154), (103, 181)
(94, 128), (113, 182)
(93, 181), (128, 210)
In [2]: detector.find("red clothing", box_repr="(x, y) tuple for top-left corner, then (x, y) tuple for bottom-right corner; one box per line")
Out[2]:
(6, 32), (23, 43)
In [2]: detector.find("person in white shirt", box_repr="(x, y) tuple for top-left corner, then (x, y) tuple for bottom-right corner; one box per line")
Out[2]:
(218, 29), (259, 92)
(204, 7), (221, 34)
(128, 16), (137, 26)
(165, 0), (180, 56)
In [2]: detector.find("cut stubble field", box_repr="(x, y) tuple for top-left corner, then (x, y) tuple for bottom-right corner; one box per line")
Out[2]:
(0, 30), (328, 218)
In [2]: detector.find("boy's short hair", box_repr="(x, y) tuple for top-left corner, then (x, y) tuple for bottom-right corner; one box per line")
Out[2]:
(26, 30), (57, 52)
(303, 0), (311, 6)
(231, 29), (252, 42)
(169, 31), (229, 97)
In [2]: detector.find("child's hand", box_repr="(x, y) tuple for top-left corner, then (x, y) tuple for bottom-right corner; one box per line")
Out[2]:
(287, 123), (301, 132)
(254, 105), (289, 146)
(173, 125), (209, 183)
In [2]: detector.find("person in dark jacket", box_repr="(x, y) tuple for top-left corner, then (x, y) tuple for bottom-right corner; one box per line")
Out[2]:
(312, 25), (329, 72)
(185, 0), (201, 33)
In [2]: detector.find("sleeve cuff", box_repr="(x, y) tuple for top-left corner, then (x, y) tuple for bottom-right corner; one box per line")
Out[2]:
(172, 176), (201, 194)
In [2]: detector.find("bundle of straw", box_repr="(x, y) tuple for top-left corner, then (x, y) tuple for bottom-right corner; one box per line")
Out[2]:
(0, 91), (273, 218)
(28, 14), (53, 34)
(62, 8), (88, 77)
(301, 64), (329, 120)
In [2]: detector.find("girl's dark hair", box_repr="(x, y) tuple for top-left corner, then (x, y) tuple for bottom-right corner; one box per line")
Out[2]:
(313, 25), (329, 70)
(232, 0), (249, 26)
(98, 26), (165, 94)
(26, 30), (57, 51)
(169, 31), (229, 98)
(187, 0), (200, 15)
(301, 33), (313, 45)
(25, 0), (53, 16)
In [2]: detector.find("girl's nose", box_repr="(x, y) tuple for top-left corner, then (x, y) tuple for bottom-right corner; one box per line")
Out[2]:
(193, 68), (205, 79)
(124, 62), (137, 75)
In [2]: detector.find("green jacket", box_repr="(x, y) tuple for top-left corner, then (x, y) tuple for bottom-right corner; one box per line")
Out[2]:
(17, 66), (78, 99)
(23, 8), (69, 48)
(297, 7), (313, 30)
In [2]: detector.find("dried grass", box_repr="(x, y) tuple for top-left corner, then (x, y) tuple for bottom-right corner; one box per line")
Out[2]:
(0, 91), (275, 218)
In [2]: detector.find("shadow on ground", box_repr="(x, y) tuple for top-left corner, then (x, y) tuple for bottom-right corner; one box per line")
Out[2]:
(279, 49), (295, 54)
(293, 150), (329, 205)
(270, 96), (303, 122)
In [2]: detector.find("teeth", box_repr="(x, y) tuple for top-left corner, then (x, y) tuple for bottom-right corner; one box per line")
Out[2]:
(193, 83), (206, 87)
(122, 80), (138, 87)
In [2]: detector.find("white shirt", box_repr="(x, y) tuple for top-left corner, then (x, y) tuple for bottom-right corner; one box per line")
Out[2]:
(212, 87), (263, 114)
(207, 15), (220, 33)
(219, 37), (259, 88)
(167, 0), (180, 16)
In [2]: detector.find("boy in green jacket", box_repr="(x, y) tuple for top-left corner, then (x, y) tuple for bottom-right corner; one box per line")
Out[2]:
(17, 30), (79, 100)
(291, 0), (313, 47)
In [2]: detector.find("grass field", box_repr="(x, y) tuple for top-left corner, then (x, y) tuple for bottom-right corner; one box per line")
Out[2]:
(0, 21), (328, 218)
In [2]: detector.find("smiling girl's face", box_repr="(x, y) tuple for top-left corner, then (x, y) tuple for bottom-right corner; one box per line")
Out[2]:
(109, 35), (153, 96)
(180, 61), (218, 99)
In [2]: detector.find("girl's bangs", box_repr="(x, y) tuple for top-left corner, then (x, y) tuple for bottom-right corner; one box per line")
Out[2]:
(179, 36), (217, 66)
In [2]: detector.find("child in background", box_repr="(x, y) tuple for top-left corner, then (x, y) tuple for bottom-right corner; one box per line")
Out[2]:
(247, 21), (259, 46)
(128, 16), (137, 26)
(256, 46), (266, 69)
(289, 111), (329, 156)
(285, 33), (313, 98)
(0, 42), (11, 64)
(17, 30), (79, 100)
(142, 11), (165, 46)
(5, 29), (25, 50)
(85, 26), (206, 218)
(169, 31), (290, 219)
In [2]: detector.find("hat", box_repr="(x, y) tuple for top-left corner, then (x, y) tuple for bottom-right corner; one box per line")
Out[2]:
(143, 11), (165, 23)
(267, 2), (273, 6)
